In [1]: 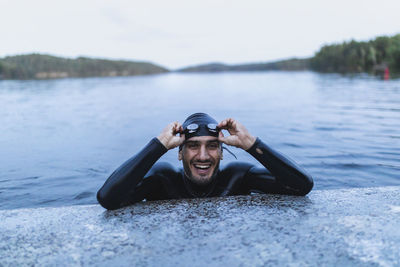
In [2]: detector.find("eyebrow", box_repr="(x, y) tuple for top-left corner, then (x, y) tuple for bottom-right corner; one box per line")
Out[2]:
(185, 140), (220, 145)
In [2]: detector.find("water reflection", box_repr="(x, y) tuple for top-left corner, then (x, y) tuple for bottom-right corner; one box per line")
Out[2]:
(0, 72), (399, 209)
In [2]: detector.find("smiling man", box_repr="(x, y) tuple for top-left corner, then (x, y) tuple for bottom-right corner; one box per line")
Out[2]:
(180, 135), (221, 185)
(97, 113), (313, 210)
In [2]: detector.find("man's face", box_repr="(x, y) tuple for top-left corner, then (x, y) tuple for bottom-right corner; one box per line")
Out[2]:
(179, 136), (222, 185)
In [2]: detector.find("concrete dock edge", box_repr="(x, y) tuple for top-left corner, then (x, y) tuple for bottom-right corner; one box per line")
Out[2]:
(1, 186), (399, 266)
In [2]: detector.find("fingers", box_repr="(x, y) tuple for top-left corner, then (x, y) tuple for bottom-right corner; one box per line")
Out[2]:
(168, 121), (183, 135)
(176, 134), (185, 146)
(218, 118), (232, 129)
(172, 122), (183, 135)
(219, 118), (239, 137)
(158, 121), (183, 150)
(218, 118), (254, 149)
(218, 130), (238, 147)
(170, 122), (185, 147)
(218, 131), (227, 144)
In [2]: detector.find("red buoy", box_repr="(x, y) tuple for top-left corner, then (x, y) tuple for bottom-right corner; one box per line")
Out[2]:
(384, 67), (390, 80)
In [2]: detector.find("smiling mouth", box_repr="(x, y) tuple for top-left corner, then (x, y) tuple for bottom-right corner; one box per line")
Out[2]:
(192, 161), (213, 175)
(193, 163), (211, 170)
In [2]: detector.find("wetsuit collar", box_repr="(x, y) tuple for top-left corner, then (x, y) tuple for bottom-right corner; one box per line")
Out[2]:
(182, 171), (219, 198)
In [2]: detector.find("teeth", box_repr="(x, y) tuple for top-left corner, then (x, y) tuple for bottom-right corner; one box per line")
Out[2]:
(194, 164), (211, 169)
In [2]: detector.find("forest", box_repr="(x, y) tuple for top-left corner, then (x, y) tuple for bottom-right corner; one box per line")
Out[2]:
(180, 34), (400, 75)
(1, 34), (399, 79)
(310, 34), (400, 74)
(0, 54), (168, 79)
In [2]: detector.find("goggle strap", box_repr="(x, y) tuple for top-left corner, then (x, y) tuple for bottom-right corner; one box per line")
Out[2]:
(222, 146), (237, 159)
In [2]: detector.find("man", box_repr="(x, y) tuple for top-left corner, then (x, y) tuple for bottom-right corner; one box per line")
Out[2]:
(97, 113), (313, 210)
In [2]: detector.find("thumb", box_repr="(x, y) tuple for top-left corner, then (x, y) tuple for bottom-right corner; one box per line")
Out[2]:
(171, 134), (185, 148)
(177, 134), (185, 146)
(218, 131), (228, 144)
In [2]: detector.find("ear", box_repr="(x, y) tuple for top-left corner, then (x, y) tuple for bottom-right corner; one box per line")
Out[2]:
(178, 150), (182, 161)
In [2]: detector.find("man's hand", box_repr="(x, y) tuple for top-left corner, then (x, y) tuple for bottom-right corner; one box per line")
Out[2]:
(157, 122), (185, 150)
(218, 118), (256, 150)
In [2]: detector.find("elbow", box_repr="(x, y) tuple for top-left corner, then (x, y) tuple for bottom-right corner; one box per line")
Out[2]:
(299, 174), (314, 196)
(96, 190), (119, 210)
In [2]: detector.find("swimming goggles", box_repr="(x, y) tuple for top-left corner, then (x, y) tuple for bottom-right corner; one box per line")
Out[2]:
(184, 123), (219, 134)
(182, 123), (237, 159)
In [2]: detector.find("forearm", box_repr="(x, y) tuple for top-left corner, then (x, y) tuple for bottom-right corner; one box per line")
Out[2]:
(97, 138), (167, 209)
(246, 138), (313, 195)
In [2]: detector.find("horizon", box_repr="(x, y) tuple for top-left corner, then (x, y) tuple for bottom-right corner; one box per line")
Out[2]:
(0, 51), (313, 70)
(1, 0), (400, 69)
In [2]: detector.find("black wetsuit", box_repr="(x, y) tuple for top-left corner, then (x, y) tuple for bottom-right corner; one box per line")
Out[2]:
(97, 137), (314, 210)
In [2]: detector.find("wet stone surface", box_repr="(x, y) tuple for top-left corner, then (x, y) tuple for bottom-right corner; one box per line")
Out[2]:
(1, 186), (400, 266)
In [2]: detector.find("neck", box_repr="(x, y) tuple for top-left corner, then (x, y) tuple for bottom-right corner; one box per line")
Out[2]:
(182, 173), (218, 198)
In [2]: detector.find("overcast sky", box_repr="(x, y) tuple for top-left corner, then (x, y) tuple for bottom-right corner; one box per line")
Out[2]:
(1, 0), (399, 69)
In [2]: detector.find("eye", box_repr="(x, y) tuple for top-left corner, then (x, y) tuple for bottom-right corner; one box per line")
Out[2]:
(187, 142), (199, 149)
(207, 142), (219, 149)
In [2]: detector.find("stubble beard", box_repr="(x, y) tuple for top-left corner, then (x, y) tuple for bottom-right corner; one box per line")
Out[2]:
(182, 158), (220, 186)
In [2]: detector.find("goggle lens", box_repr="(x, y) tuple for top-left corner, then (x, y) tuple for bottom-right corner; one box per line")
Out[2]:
(207, 123), (218, 132)
(184, 123), (219, 134)
(186, 124), (199, 133)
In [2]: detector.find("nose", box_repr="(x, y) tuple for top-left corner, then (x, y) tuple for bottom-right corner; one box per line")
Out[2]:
(198, 144), (210, 161)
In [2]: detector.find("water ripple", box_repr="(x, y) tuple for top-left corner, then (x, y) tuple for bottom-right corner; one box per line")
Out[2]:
(1, 72), (400, 209)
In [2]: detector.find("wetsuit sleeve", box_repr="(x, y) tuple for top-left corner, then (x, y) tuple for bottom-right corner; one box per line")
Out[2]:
(97, 138), (168, 210)
(245, 138), (313, 195)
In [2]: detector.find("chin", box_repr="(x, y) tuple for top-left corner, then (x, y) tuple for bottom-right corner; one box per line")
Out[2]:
(186, 163), (220, 186)
(189, 175), (214, 185)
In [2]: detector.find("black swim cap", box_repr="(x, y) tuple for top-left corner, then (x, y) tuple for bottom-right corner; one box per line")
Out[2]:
(178, 113), (220, 151)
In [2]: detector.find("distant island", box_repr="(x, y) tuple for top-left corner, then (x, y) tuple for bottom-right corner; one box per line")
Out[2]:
(0, 33), (399, 80)
(179, 33), (400, 77)
(0, 54), (168, 80)
(177, 58), (310, 72)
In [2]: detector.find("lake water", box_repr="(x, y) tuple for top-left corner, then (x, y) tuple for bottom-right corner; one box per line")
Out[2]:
(0, 71), (399, 210)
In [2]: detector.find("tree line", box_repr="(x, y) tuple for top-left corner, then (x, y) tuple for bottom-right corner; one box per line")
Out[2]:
(180, 33), (400, 75)
(178, 58), (310, 72)
(1, 33), (399, 79)
(310, 34), (400, 74)
(0, 54), (168, 79)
